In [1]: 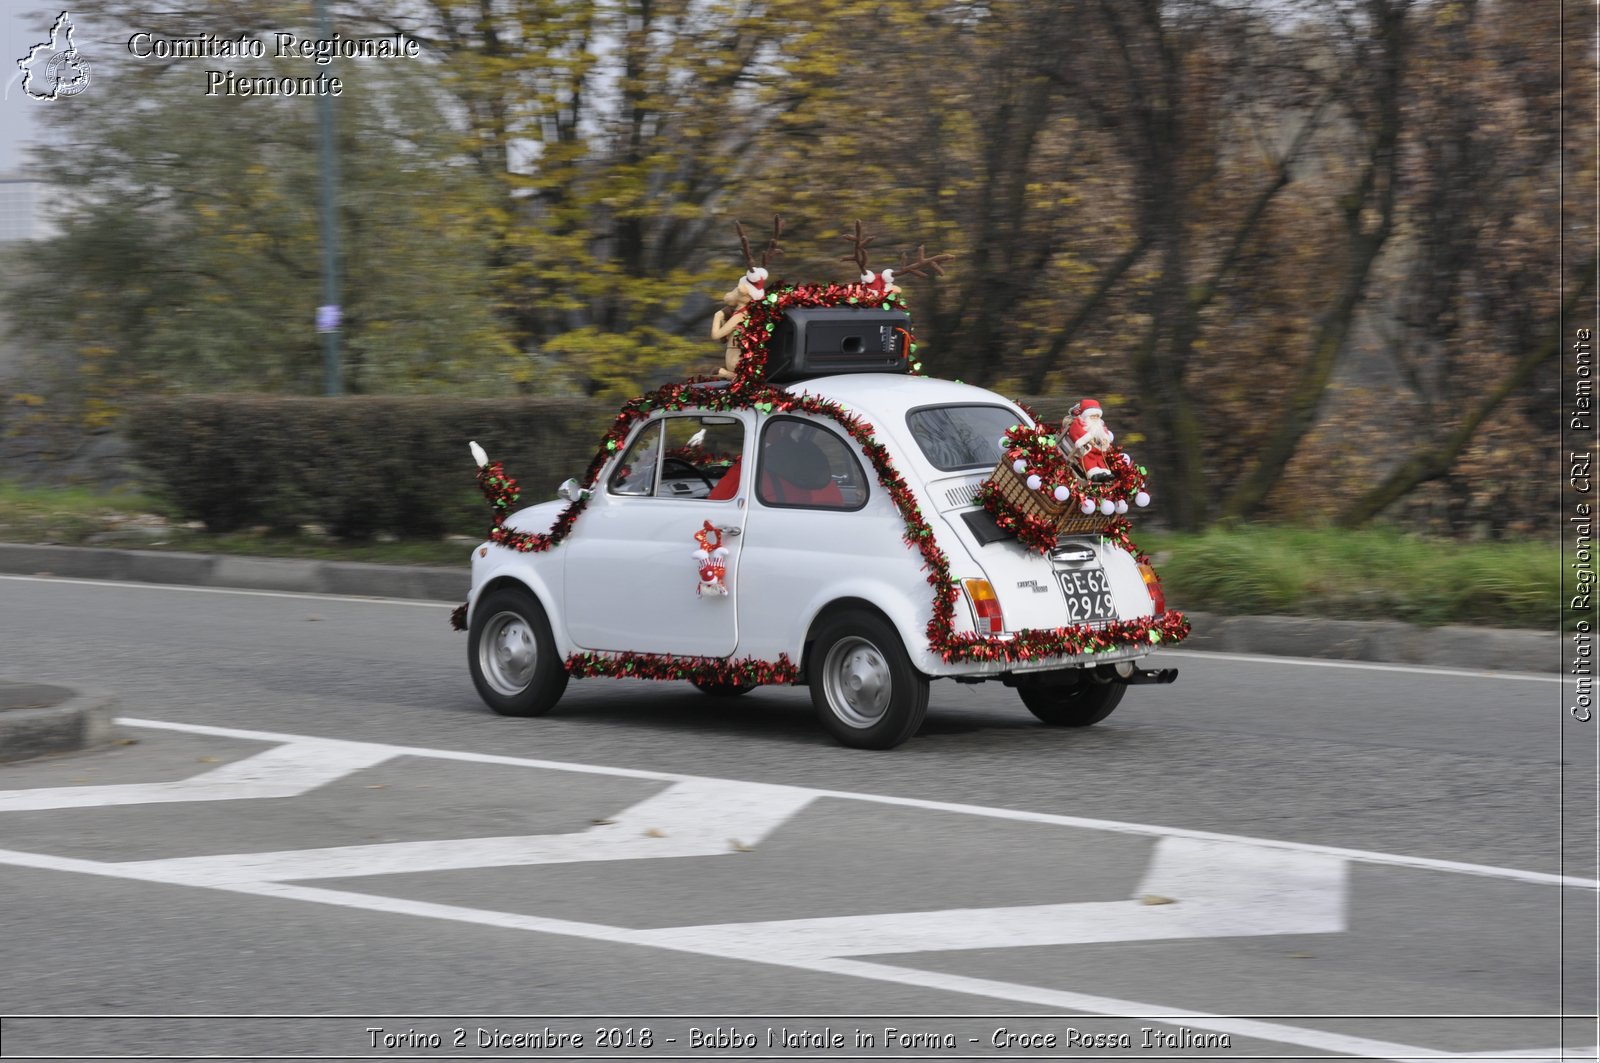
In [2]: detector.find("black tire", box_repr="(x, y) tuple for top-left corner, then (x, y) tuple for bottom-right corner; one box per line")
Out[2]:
(691, 680), (757, 697)
(1015, 671), (1126, 727)
(808, 609), (929, 749)
(468, 587), (569, 717)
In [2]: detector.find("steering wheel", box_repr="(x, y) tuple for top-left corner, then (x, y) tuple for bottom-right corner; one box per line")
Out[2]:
(662, 456), (715, 491)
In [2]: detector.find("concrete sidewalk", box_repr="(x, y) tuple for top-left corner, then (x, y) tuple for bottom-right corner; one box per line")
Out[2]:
(0, 542), (1564, 675)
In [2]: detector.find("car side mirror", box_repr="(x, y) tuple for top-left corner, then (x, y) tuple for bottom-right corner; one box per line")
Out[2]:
(556, 477), (587, 502)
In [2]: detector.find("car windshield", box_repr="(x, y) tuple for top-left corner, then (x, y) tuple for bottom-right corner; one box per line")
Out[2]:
(905, 404), (1022, 471)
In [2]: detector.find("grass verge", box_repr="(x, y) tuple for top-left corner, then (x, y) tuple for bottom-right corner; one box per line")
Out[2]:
(0, 480), (1559, 629)
(1141, 525), (1555, 631)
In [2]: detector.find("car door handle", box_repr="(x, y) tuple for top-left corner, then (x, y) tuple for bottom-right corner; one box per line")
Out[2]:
(717, 526), (741, 537)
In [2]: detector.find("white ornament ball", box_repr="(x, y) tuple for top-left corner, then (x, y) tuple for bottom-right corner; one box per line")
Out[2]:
(1053, 485), (1071, 503)
(1115, 499), (1129, 515)
(1026, 474), (1043, 491)
(1135, 491), (1151, 508)
(1099, 498), (1116, 516)
(1080, 498), (1096, 515)
(1013, 459), (1027, 475)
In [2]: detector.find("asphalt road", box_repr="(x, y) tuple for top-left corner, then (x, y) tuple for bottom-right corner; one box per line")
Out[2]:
(0, 575), (1595, 1062)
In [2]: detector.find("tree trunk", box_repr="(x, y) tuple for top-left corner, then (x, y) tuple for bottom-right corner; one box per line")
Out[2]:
(1337, 262), (1597, 527)
(1217, 0), (1409, 522)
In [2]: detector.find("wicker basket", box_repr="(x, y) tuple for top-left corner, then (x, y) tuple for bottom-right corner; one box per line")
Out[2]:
(984, 458), (1114, 537)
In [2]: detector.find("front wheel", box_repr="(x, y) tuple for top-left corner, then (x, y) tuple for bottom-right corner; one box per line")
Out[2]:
(1015, 671), (1125, 727)
(468, 587), (569, 716)
(808, 610), (928, 749)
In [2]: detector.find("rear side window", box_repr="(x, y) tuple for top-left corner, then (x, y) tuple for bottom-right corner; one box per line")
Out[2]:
(906, 404), (1021, 471)
(757, 417), (868, 510)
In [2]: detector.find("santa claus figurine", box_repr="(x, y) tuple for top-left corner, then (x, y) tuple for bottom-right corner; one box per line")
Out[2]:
(1064, 398), (1116, 483)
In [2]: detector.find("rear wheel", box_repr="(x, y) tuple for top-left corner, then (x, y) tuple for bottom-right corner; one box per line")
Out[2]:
(468, 587), (569, 716)
(808, 610), (928, 749)
(691, 680), (756, 697)
(1015, 671), (1126, 727)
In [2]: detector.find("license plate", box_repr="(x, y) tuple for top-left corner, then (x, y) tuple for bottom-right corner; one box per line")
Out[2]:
(1057, 568), (1115, 623)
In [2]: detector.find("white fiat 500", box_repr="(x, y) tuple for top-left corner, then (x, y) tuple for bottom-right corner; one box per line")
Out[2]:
(462, 360), (1184, 749)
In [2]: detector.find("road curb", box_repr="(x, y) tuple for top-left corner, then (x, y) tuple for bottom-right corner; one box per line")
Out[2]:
(0, 542), (1561, 674)
(0, 680), (119, 763)
(0, 542), (466, 603)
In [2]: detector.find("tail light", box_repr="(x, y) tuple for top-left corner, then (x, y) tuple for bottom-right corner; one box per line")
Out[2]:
(1137, 561), (1167, 615)
(962, 578), (1006, 635)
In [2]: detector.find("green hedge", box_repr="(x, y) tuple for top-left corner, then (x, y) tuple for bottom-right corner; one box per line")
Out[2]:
(126, 396), (615, 539)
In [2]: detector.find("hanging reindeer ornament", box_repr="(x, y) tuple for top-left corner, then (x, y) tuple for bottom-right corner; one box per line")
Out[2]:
(710, 216), (783, 379)
(692, 520), (730, 597)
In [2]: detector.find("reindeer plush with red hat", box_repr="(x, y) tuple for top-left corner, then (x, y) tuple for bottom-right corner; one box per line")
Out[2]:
(710, 216), (783, 379)
(840, 220), (954, 297)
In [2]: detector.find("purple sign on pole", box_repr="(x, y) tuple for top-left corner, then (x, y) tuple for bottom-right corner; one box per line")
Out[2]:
(316, 304), (342, 333)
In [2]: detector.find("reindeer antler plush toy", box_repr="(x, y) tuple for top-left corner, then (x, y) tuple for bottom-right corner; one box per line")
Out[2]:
(840, 219), (898, 296)
(711, 215), (783, 379)
(841, 221), (955, 298)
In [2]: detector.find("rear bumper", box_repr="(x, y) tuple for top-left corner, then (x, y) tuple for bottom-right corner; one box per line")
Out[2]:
(913, 611), (1189, 681)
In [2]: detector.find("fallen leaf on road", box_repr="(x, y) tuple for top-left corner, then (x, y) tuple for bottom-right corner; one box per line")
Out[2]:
(1139, 894), (1177, 906)
(645, 827), (666, 838)
(196, 756), (222, 764)
(729, 839), (753, 852)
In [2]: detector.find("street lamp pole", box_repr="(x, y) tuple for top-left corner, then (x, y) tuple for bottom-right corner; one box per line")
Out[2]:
(316, 0), (341, 395)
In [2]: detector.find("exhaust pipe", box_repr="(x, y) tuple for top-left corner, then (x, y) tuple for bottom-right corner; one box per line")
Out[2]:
(1093, 663), (1179, 685)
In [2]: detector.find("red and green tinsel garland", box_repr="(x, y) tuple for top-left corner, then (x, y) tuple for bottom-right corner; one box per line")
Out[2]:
(452, 284), (1187, 674)
(566, 651), (800, 685)
(473, 459), (590, 554)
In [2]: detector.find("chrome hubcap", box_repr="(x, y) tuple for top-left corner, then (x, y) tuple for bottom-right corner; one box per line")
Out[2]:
(823, 636), (892, 728)
(480, 611), (537, 695)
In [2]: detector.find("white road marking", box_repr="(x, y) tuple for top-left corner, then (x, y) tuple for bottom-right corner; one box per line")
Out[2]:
(0, 573), (456, 608)
(1156, 648), (1569, 684)
(631, 836), (1347, 959)
(0, 720), (1585, 1062)
(0, 739), (395, 811)
(1447, 1051), (1600, 1061)
(107, 718), (1600, 890)
(0, 855), (1470, 1063)
(113, 778), (816, 886)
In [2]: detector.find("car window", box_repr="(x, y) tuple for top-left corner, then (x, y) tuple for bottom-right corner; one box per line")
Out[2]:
(609, 422), (662, 496)
(905, 404), (1021, 471)
(756, 417), (868, 510)
(660, 416), (744, 500)
(609, 416), (746, 500)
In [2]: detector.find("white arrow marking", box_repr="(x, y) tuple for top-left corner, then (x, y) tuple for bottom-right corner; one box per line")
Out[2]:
(629, 837), (1346, 959)
(0, 720), (1584, 1063)
(0, 740), (395, 811)
(108, 778), (815, 886)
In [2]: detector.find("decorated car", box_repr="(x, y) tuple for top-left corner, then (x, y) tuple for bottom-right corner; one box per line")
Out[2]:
(452, 228), (1188, 749)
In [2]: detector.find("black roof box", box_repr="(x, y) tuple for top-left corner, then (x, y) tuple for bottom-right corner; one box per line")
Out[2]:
(765, 307), (912, 383)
